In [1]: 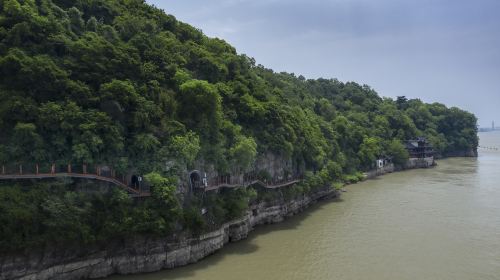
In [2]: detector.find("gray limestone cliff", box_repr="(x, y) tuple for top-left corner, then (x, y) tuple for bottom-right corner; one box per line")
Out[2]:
(404, 157), (436, 169)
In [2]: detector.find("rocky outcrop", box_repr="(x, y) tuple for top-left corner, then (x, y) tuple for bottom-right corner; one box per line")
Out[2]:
(0, 188), (338, 280)
(405, 157), (435, 169)
(363, 158), (438, 181)
(254, 152), (294, 179)
(364, 163), (395, 179)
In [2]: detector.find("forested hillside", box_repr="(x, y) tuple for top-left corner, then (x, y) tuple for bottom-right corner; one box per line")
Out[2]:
(0, 0), (478, 252)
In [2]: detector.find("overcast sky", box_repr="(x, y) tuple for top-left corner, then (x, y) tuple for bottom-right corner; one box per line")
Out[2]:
(148, 0), (500, 128)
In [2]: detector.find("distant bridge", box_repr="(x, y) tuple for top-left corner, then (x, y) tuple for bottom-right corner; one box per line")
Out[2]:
(478, 145), (499, 151)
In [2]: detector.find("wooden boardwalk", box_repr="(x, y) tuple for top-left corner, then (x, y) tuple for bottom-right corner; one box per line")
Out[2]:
(0, 164), (301, 196)
(204, 179), (301, 192)
(0, 171), (300, 195)
(0, 171), (149, 197)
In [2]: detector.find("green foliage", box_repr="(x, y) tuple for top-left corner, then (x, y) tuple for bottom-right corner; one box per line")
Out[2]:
(332, 182), (344, 190)
(229, 135), (257, 172)
(144, 172), (182, 230)
(9, 122), (45, 162)
(386, 139), (410, 166)
(0, 182), (182, 253)
(343, 172), (365, 184)
(0, 0), (477, 174)
(221, 188), (252, 220)
(145, 172), (177, 205)
(183, 206), (206, 235)
(86, 16), (98, 32)
(358, 137), (381, 170)
(0, 0), (479, 253)
(201, 187), (257, 226)
(282, 184), (305, 201)
(68, 7), (84, 34)
(167, 131), (201, 167)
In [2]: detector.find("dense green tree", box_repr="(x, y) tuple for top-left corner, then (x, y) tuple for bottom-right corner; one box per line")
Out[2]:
(358, 137), (381, 170)
(166, 131), (201, 168)
(229, 135), (257, 173)
(0, 0), (479, 252)
(386, 139), (410, 166)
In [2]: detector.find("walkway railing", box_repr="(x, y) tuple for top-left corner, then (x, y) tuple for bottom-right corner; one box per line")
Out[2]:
(204, 172), (302, 192)
(0, 163), (150, 197)
(0, 164), (301, 196)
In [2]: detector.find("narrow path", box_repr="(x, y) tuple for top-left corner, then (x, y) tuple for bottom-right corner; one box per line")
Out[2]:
(1, 165), (301, 196)
(0, 173), (148, 196)
(204, 179), (301, 192)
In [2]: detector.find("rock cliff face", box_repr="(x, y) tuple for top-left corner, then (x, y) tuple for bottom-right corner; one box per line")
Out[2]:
(405, 157), (435, 169)
(363, 157), (438, 181)
(364, 163), (395, 180)
(0, 188), (338, 280)
(254, 153), (294, 179)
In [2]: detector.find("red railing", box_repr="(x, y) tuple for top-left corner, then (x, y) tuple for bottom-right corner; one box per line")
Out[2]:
(0, 163), (148, 197)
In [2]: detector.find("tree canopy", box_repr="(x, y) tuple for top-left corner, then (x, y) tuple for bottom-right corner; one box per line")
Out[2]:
(0, 0), (478, 176)
(0, 0), (479, 253)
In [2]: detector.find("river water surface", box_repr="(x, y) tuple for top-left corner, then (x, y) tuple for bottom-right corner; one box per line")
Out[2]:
(111, 132), (500, 280)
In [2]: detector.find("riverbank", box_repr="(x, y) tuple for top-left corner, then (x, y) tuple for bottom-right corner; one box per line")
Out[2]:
(123, 155), (493, 280)
(0, 186), (339, 280)
(1, 153), (477, 280)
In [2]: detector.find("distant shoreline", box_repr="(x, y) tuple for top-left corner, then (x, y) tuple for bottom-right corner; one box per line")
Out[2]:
(478, 128), (499, 132)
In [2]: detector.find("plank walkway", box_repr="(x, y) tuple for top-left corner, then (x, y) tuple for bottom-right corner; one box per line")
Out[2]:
(0, 164), (301, 196)
(0, 172), (150, 197)
(204, 179), (301, 192)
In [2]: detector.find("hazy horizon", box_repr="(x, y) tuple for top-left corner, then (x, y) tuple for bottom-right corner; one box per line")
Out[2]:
(148, 0), (499, 128)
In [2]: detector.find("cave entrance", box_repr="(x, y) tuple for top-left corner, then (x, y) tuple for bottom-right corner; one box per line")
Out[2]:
(189, 170), (202, 189)
(131, 175), (138, 188)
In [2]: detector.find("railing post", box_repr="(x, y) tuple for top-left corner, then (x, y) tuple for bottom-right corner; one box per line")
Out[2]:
(19, 165), (22, 175)
(51, 164), (55, 174)
(36, 164), (39, 175)
(2, 165), (4, 175)
(68, 164), (71, 173)
(83, 164), (87, 174)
